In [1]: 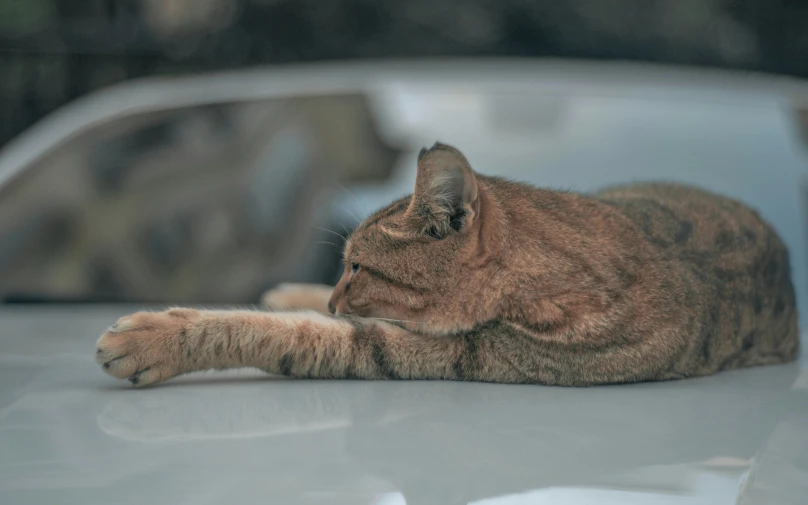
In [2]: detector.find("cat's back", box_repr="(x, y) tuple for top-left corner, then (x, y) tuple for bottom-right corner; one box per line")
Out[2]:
(595, 181), (771, 254)
(595, 181), (798, 373)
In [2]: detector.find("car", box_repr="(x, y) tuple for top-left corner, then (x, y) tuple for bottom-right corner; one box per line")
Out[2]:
(1, 60), (806, 504)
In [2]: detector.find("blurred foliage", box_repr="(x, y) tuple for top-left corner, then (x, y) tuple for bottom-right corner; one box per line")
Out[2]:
(1, 0), (808, 146)
(0, 1), (54, 33)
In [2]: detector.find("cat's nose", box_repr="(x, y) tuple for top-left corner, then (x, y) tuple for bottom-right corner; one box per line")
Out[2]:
(329, 273), (350, 316)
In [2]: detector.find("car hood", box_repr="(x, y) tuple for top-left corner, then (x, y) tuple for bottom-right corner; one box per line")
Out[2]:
(1, 305), (806, 505)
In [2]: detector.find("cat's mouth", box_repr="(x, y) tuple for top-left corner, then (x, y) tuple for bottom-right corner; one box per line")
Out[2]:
(342, 302), (449, 336)
(346, 306), (428, 332)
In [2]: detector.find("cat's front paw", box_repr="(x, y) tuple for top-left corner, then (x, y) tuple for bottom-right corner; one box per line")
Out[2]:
(95, 308), (199, 387)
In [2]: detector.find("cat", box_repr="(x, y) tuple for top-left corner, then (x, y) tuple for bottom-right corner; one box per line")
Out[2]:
(96, 142), (799, 387)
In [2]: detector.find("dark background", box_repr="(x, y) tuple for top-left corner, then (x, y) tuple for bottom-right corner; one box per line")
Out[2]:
(3, 0), (808, 147)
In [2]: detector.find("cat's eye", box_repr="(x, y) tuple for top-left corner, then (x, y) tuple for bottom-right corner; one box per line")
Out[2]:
(351, 263), (360, 274)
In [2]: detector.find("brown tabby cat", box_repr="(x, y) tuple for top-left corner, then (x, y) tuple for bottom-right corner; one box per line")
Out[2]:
(95, 142), (799, 387)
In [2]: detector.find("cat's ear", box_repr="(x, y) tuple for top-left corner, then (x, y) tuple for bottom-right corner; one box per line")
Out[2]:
(409, 142), (479, 239)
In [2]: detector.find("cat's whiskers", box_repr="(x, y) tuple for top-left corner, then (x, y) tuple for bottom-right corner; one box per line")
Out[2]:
(335, 183), (367, 225)
(312, 225), (347, 243)
(338, 223), (353, 236)
(365, 316), (421, 325)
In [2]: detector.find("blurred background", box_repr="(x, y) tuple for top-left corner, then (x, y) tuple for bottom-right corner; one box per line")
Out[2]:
(0, 0), (807, 324)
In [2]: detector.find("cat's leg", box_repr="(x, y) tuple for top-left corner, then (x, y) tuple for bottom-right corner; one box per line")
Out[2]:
(261, 283), (333, 314)
(95, 308), (530, 387)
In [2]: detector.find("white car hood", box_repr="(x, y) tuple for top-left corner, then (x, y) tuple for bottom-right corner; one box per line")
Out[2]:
(0, 305), (806, 505)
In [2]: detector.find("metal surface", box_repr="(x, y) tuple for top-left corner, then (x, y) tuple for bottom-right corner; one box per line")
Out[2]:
(1, 305), (806, 504)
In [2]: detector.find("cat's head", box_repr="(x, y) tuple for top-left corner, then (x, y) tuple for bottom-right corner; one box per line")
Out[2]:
(328, 142), (501, 335)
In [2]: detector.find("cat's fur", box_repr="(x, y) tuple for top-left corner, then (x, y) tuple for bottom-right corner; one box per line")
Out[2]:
(96, 142), (799, 387)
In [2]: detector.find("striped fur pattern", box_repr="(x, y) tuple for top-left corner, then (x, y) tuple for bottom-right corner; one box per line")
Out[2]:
(96, 142), (799, 387)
